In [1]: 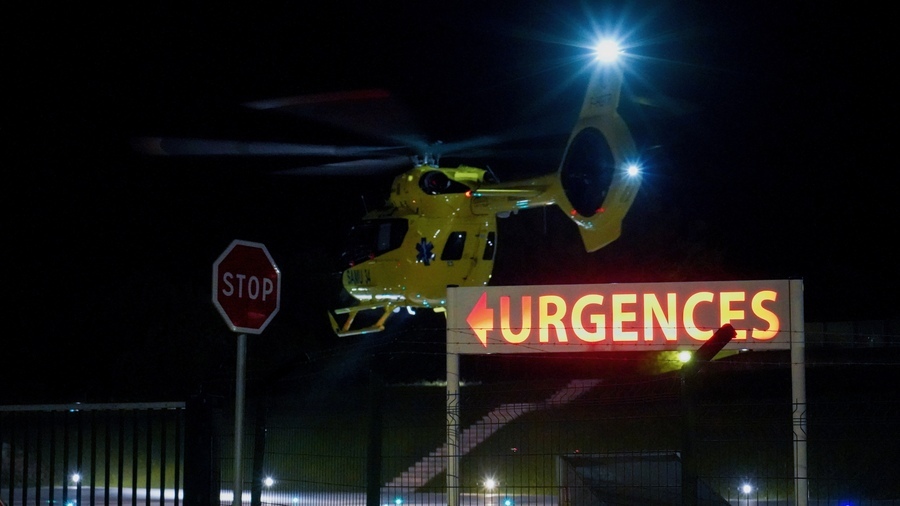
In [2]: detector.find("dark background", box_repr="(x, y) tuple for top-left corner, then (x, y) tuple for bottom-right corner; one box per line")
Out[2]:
(7, 1), (898, 403)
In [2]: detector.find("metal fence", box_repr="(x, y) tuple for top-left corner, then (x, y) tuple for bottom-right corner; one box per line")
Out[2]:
(1, 402), (185, 506)
(218, 341), (900, 505)
(4, 325), (899, 506)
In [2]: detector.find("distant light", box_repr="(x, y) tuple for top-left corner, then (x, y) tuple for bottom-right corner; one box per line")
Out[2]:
(70, 472), (82, 484)
(740, 483), (753, 494)
(625, 163), (640, 177)
(292, 499), (299, 505)
(504, 498), (515, 506)
(394, 497), (404, 505)
(484, 477), (498, 491)
(263, 476), (275, 487)
(677, 351), (692, 363)
(595, 39), (621, 63)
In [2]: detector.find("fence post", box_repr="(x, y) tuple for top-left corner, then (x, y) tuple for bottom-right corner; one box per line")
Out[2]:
(681, 324), (736, 506)
(680, 366), (699, 506)
(366, 364), (384, 506)
(790, 279), (808, 506)
(184, 395), (218, 506)
(250, 397), (268, 506)
(447, 351), (460, 506)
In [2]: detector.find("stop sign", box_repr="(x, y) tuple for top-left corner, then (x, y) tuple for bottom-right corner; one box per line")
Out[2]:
(212, 239), (281, 334)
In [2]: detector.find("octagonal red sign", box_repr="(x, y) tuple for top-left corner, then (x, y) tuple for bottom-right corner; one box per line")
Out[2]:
(212, 239), (281, 334)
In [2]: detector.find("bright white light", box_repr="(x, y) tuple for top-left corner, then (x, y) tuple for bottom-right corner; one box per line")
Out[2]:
(625, 163), (640, 177)
(70, 472), (82, 484)
(484, 477), (498, 490)
(263, 476), (275, 487)
(741, 483), (753, 494)
(595, 39), (621, 63)
(677, 351), (692, 363)
(394, 497), (404, 505)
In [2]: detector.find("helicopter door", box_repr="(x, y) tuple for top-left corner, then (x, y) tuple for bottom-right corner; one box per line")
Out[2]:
(438, 224), (496, 288)
(340, 218), (409, 267)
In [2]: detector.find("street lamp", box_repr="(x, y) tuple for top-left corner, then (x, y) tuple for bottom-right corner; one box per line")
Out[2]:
(740, 482), (754, 505)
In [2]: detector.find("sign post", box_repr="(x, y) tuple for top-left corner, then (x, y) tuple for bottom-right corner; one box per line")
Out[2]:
(213, 240), (281, 506)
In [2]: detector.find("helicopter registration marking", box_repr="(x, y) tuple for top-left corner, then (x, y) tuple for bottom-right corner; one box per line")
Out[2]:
(449, 280), (797, 353)
(346, 269), (372, 285)
(589, 93), (613, 108)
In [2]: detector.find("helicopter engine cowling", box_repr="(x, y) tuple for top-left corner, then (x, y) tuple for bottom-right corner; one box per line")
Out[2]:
(554, 64), (641, 252)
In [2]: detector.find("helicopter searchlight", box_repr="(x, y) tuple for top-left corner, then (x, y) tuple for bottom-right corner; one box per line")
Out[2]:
(594, 39), (622, 63)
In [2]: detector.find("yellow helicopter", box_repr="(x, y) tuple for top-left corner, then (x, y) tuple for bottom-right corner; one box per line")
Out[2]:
(328, 55), (642, 335)
(135, 42), (643, 337)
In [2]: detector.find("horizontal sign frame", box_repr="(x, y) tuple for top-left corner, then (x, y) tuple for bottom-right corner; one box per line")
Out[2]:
(447, 279), (800, 354)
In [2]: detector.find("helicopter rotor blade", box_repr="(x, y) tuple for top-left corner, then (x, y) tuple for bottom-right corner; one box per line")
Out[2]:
(244, 89), (424, 146)
(133, 86), (581, 177)
(244, 88), (576, 166)
(272, 155), (415, 176)
(132, 137), (406, 158)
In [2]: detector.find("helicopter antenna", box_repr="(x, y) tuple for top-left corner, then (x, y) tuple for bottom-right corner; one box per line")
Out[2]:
(485, 164), (500, 183)
(425, 140), (443, 167)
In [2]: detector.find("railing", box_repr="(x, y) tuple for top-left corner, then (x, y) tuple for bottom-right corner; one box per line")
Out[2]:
(4, 324), (899, 506)
(220, 347), (900, 505)
(1, 402), (185, 506)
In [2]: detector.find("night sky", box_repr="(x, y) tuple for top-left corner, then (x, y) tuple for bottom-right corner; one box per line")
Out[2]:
(7, 1), (898, 403)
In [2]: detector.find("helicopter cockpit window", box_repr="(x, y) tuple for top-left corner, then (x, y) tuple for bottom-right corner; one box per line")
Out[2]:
(340, 218), (409, 267)
(419, 171), (471, 195)
(441, 231), (467, 261)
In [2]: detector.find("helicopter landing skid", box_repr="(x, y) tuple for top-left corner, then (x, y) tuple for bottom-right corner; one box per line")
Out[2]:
(328, 303), (397, 337)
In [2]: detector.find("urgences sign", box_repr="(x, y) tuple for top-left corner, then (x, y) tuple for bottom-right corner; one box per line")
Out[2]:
(447, 280), (799, 354)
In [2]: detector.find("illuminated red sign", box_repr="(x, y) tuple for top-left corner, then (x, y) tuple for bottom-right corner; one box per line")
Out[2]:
(447, 280), (799, 354)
